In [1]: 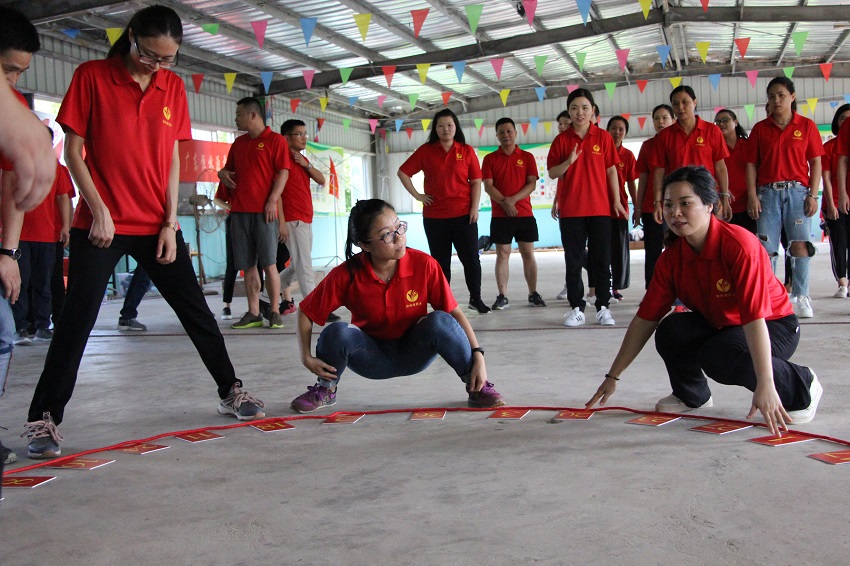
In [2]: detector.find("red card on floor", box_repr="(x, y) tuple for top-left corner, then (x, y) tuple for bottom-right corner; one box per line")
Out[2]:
(489, 408), (530, 420)
(250, 420), (295, 432)
(2, 476), (56, 488)
(410, 410), (446, 420)
(554, 409), (594, 421)
(323, 414), (364, 424)
(116, 443), (170, 455)
(749, 433), (815, 446)
(808, 449), (850, 465)
(691, 422), (753, 435)
(47, 457), (114, 470)
(627, 414), (681, 426)
(175, 431), (224, 443)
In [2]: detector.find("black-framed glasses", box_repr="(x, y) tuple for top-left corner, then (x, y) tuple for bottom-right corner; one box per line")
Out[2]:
(133, 37), (178, 68)
(714, 117), (732, 125)
(367, 221), (408, 244)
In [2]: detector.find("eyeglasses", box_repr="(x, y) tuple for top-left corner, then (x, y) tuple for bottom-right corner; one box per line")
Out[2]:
(367, 221), (408, 244)
(287, 132), (309, 138)
(714, 117), (732, 125)
(133, 38), (178, 68)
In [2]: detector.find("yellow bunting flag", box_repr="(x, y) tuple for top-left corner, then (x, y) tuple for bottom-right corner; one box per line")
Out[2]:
(106, 28), (123, 45)
(319, 97), (328, 112)
(223, 73), (237, 94)
(543, 121), (552, 134)
(639, 0), (652, 19)
(500, 89), (510, 106)
(807, 97), (818, 115)
(421, 119), (432, 132)
(353, 14), (371, 42)
(799, 102), (809, 116)
(669, 76), (682, 88)
(416, 63), (430, 85)
(695, 41), (710, 63)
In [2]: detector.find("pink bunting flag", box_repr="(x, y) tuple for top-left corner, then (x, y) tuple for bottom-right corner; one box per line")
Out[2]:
(191, 74), (204, 94)
(411, 9), (429, 38)
(567, 85), (578, 93)
(615, 48), (630, 72)
(636, 79), (648, 93)
(734, 37), (750, 58)
(637, 116), (647, 130)
(251, 20), (268, 49)
(382, 65), (396, 88)
(820, 63), (833, 82)
(745, 69), (759, 88)
(441, 92), (452, 106)
(524, 0), (538, 26)
(302, 70), (315, 90)
(377, 95), (387, 109)
(290, 99), (300, 113)
(491, 58), (504, 80)
(369, 119), (378, 133)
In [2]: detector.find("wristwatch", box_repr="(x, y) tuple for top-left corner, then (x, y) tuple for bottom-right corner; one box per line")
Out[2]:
(0, 248), (21, 260)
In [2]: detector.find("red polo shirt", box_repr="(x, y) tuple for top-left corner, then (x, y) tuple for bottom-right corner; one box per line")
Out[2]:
(822, 138), (846, 208)
(20, 162), (74, 243)
(399, 141), (482, 219)
(281, 152), (314, 223)
(636, 135), (659, 213)
(224, 127), (290, 214)
(744, 113), (824, 186)
(299, 247), (458, 340)
(637, 216), (793, 328)
(614, 144), (637, 219)
(725, 138), (750, 214)
(481, 145), (537, 218)
(837, 116), (850, 157)
(650, 116), (729, 177)
(56, 57), (191, 236)
(0, 89), (32, 171)
(547, 126), (620, 218)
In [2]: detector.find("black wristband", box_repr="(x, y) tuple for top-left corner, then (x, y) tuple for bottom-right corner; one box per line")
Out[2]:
(471, 347), (485, 356)
(605, 373), (620, 381)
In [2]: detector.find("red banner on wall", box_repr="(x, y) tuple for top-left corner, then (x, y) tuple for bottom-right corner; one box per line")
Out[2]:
(178, 140), (232, 183)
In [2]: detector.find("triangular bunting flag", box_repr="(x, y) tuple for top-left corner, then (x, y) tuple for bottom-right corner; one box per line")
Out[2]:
(543, 121), (552, 134)
(290, 99), (300, 113)
(744, 104), (755, 121)
(106, 28), (123, 45)
(416, 63), (430, 84)
(521, 123), (529, 135)
(656, 45), (672, 68)
(223, 72), (237, 94)
(807, 97), (818, 114)
(530, 117), (539, 130)
(845, 94), (850, 105)
(382, 65), (396, 88)
(320, 97), (328, 112)
(329, 158), (340, 198)
(453, 61), (467, 83)
(791, 31), (808, 56)
(441, 92), (452, 105)
(377, 95), (386, 109)
(353, 14), (371, 42)
(604, 82), (617, 99)
(669, 77), (682, 88)
(394, 119), (403, 132)
(201, 23), (219, 35)
(411, 9), (429, 38)
(191, 74), (204, 94)
(621, 113), (631, 122)
(567, 85), (578, 94)
(820, 63), (833, 82)
(340, 67), (353, 85)
(261, 71), (273, 93)
(799, 102), (809, 116)
(713, 106), (723, 113)
(302, 70), (315, 90)
(734, 37), (750, 58)
(524, 0), (538, 25)
(465, 4), (483, 35)
(342, 118), (351, 131)
(783, 67), (795, 79)
(695, 42), (710, 63)
(421, 119), (432, 132)
(535, 86), (546, 102)
(831, 101), (840, 109)
(409, 93), (419, 110)
(576, 52), (587, 72)
(745, 69), (758, 88)
(251, 20), (268, 49)
(534, 55), (547, 76)
(639, 0), (652, 19)
(477, 125), (485, 138)
(368, 119), (377, 133)
(636, 79), (648, 93)
(708, 73), (721, 90)
(491, 58), (504, 80)
(380, 128), (387, 141)
(637, 116), (647, 130)
(576, 0), (592, 25)
(317, 118), (325, 129)
(615, 49), (629, 72)
(61, 28), (80, 39)
(406, 127), (414, 139)
(474, 118), (484, 130)
(301, 18), (317, 47)
(700, 0), (709, 12)
(348, 96), (358, 107)
(500, 89), (510, 106)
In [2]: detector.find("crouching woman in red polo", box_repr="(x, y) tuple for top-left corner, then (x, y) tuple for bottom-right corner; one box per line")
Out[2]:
(290, 199), (505, 413)
(586, 166), (821, 436)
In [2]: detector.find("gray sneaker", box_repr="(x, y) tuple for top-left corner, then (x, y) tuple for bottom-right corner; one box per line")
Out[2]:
(268, 311), (284, 329)
(23, 412), (63, 459)
(231, 312), (263, 329)
(218, 384), (266, 421)
(491, 295), (509, 310)
(1, 442), (17, 465)
(13, 330), (32, 346)
(33, 328), (53, 342)
(118, 318), (147, 331)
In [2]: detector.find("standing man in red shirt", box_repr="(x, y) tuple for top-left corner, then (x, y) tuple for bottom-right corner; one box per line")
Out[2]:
(218, 97), (289, 329)
(482, 117), (545, 310)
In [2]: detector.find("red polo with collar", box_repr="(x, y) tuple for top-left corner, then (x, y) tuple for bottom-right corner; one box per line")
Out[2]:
(725, 138), (750, 214)
(649, 116), (729, 177)
(547, 126), (620, 217)
(635, 135), (659, 213)
(744, 112), (825, 186)
(21, 162), (74, 243)
(281, 152), (314, 223)
(224, 126), (290, 214)
(614, 144), (637, 219)
(399, 141), (482, 219)
(481, 145), (538, 218)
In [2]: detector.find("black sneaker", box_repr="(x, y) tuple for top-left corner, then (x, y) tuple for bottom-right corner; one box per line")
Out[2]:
(528, 292), (547, 307)
(468, 297), (491, 314)
(259, 299), (271, 320)
(491, 295), (509, 310)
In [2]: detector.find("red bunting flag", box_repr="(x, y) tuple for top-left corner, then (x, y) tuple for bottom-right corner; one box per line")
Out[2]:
(637, 116), (647, 130)
(820, 62), (833, 82)
(636, 80), (648, 93)
(441, 92), (452, 106)
(191, 74), (204, 94)
(328, 158), (340, 199)
(521, 123), (529, 135)
(290, 99), (300, 113)
(406, 127), (414, 139)
(411, 9), (429, 38)
(317, 118), (325, 130)
(621, 113), (631, 121)
(734, 37), (750, 58)
(699, 0), (709, 11)
(382, 66), (396, 88)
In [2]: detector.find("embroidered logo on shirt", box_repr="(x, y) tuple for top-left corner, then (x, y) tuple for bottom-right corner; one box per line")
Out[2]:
(696, 136), (704, 144)
(793, 129), (803, 139)
(516, 159), (524, 166)
(592, 144), (601, 155)
(716, 278), (731, 293)
(406, 290), (419, 302)
(257, 142), (266, 150)
(162, 106), (173, 127)
(456, 153), (463, 160)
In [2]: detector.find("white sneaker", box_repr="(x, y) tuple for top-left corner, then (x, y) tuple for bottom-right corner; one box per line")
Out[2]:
(655, 394), (714, 413)
(563, 307), (586, 327)
(787, 369), (822, 425)
(556, 286), (569, 300)
(596, 306), (615, 326)
(788, 293), (798, 305)
(796, 295), (814, 318)
(586, 293), (596, 303)
(834, 286), (848, 298)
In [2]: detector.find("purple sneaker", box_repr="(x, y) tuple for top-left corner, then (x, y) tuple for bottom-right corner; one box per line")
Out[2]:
(468, 381), (506, 408)
(291, 383), (337, 413)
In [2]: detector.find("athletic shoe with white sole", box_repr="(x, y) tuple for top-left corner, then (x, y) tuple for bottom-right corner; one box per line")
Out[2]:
(834, 286), (848, 298)
(787, 369), (823, 424)
(218, 384), (266, 420)
(556, 286), (569, 300)
(655, 394), (714, 413)
(596, 306), (615, 326)
(563, 307), (586, 327)
(23, 412), (63, 459)
(795, 295), (814, 319)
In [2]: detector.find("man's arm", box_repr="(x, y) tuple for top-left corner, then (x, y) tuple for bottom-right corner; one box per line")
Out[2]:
(265, 169), (289, 223)
(0, 171), (25, 302)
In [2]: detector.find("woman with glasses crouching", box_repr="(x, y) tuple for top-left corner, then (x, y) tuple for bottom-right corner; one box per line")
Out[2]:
(290, 199), (505, 413)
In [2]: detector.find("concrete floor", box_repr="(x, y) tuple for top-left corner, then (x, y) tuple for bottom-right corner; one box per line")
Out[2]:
(1, 246), (849, 565)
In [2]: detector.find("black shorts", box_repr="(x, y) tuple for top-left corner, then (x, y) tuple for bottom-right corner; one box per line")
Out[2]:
(490, 216), (539, 245)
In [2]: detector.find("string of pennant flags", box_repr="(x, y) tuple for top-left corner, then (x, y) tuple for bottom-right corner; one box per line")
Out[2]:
(60, 1), (848, 137)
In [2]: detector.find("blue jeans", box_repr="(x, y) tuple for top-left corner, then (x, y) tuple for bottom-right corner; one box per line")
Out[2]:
(0, 285), (14, 396)
(120, 266), (152, 320)
(315, 311), (473, 388)
(756, 182), (812, 297)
